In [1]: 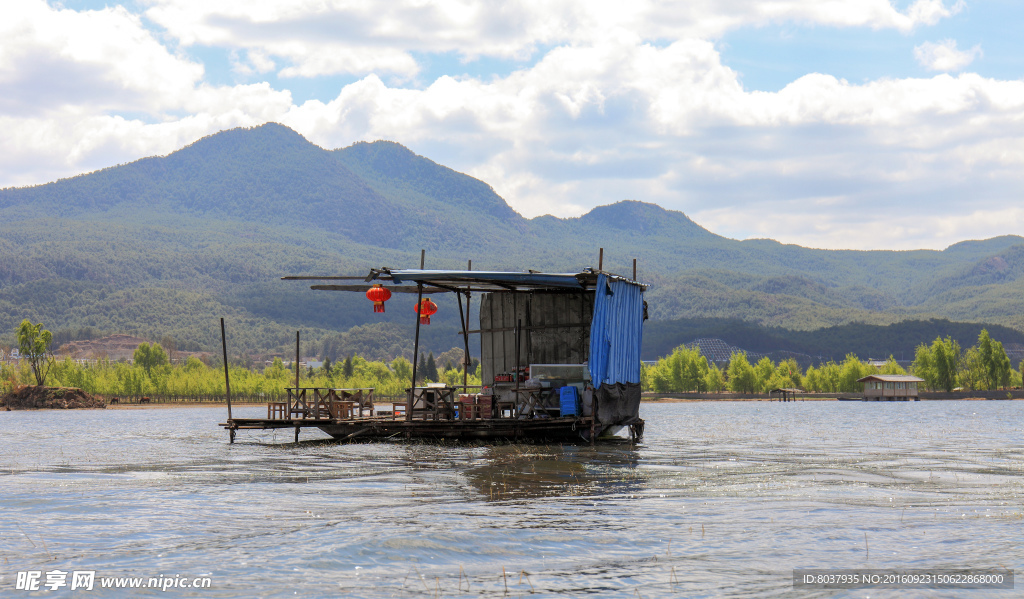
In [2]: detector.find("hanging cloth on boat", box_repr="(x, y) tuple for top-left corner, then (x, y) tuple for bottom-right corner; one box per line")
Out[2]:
(588, 274), (644, 387)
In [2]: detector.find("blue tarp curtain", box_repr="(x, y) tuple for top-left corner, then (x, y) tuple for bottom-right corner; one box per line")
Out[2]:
(588, 274), (644, 386)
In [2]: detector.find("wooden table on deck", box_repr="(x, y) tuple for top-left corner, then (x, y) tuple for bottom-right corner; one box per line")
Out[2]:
(329, 400), (357, 419)
(407, 386), (458, 420)
(507, 386), (561, 418)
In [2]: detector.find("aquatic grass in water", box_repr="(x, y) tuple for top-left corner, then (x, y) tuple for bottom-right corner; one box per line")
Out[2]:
(1, 402), (1022, 597)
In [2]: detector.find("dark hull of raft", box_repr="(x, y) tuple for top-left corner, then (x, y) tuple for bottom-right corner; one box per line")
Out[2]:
(223, 417), (643, 444)
(321, 417), (601, 443)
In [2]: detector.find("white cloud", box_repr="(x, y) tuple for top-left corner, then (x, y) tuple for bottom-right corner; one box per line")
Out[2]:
(0, 1), (296, 185)
(3, 0), (1020, 251)
(142, 0), (966, 78)
(0, 112), (249, 187)
(266, 39), (1024, 251)
(696, 203), (1024, 251)
(0, 1), (203, 115)
(230, 49), (276, 76)
(903, 0), (965, 28)
(914, 39), (982, 72)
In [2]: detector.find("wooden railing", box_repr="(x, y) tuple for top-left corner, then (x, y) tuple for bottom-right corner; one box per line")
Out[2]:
(271, 388), (376, 420)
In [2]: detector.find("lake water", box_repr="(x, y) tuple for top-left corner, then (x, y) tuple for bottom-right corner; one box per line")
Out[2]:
(2, 401), (1022, 598)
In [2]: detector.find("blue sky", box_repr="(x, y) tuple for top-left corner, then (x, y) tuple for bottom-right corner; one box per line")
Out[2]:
(721, 1), (1023, 90)
(3, 1), (1023, 250)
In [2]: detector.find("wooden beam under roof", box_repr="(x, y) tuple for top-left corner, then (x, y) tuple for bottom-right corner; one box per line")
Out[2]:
(309, 284), (447, 294)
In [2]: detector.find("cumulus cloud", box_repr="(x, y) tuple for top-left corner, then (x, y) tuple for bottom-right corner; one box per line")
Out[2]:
(0, 1), (288, 185)
(0, 1), (204, 115)
(914, 39), (982, 72)
(696, 203), (1024, 252)
(266, 40), (1024, 250)
(142, 0), (966, 78)
(2, 0), (1020, 250)
(230, 49), (276, 76)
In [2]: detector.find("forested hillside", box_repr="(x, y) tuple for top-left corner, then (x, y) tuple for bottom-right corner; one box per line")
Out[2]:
(641, 318), (1024, 363)
(2, 123), (1023, 360)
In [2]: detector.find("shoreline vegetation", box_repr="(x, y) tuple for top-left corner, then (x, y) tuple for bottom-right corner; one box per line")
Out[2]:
(0, 345), (481, 406)
(641, 331), (1021, 395)
(3, 329), (1021, 410)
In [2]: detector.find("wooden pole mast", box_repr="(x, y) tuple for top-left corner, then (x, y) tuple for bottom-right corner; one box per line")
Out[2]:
(221, 318), (233, 442)
(408, 249), (425, 421)
(461, 259), (472, 392)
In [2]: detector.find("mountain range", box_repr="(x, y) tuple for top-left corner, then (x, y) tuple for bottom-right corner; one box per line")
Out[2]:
(2, 122), (1023, 360)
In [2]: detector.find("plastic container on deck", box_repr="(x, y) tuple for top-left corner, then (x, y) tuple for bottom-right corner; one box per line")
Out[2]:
(559, 386), (581, 417)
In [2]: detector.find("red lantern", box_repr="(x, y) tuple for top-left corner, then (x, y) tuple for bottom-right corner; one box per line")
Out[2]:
(366, 284), (391, 313)
(415, 298), (438, 324)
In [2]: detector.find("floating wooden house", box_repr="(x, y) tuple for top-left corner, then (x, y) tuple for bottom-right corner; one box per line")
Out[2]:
(222, 260), (647, 443)
(856, 374), (924, 401)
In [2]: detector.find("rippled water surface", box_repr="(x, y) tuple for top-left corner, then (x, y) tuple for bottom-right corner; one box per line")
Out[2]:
(2, 401), (1023, 598)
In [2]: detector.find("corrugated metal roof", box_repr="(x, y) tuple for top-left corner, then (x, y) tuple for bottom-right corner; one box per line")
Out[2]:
(384, 269), (648, 292)
(386, 269), (588, 289)
(289, 268), (648, 292)
(856, 375), (925, 383)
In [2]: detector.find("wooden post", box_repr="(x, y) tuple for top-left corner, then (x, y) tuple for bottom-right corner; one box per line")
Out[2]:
(295, 331), (300, 391)
(221, 318), (232, 421)
(590, 393), (598, 446)
(462, 259), (472, 392)
(408, 249), (425, 421)
(514, 318), (522, 391)
(457, 292), (469, 393)
(221, 318), (233, 443)
(632, 258), (637, 281)
(598, 248), (604, 271)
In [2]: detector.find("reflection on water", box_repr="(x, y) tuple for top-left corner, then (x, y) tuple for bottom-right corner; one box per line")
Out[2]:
(1, 402), (1023, 597)
(464, 445), (643, 501)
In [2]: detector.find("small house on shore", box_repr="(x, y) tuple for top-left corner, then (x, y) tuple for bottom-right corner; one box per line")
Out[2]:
(856, 374), (924, 401)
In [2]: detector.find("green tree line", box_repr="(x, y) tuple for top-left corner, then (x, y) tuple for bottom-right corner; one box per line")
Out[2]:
(2, 331), (1018, 399)
(1, 341), (481, 399)
(642, 330), (1023, 393)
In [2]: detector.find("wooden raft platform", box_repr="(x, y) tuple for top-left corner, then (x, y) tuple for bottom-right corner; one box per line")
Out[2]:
(219, 386), (642, 444)
(222, 414), (604, 443)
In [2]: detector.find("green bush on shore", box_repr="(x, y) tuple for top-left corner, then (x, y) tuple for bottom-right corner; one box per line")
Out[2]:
(2, 350), (481, 400)
(642, 331), (1022, 393)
